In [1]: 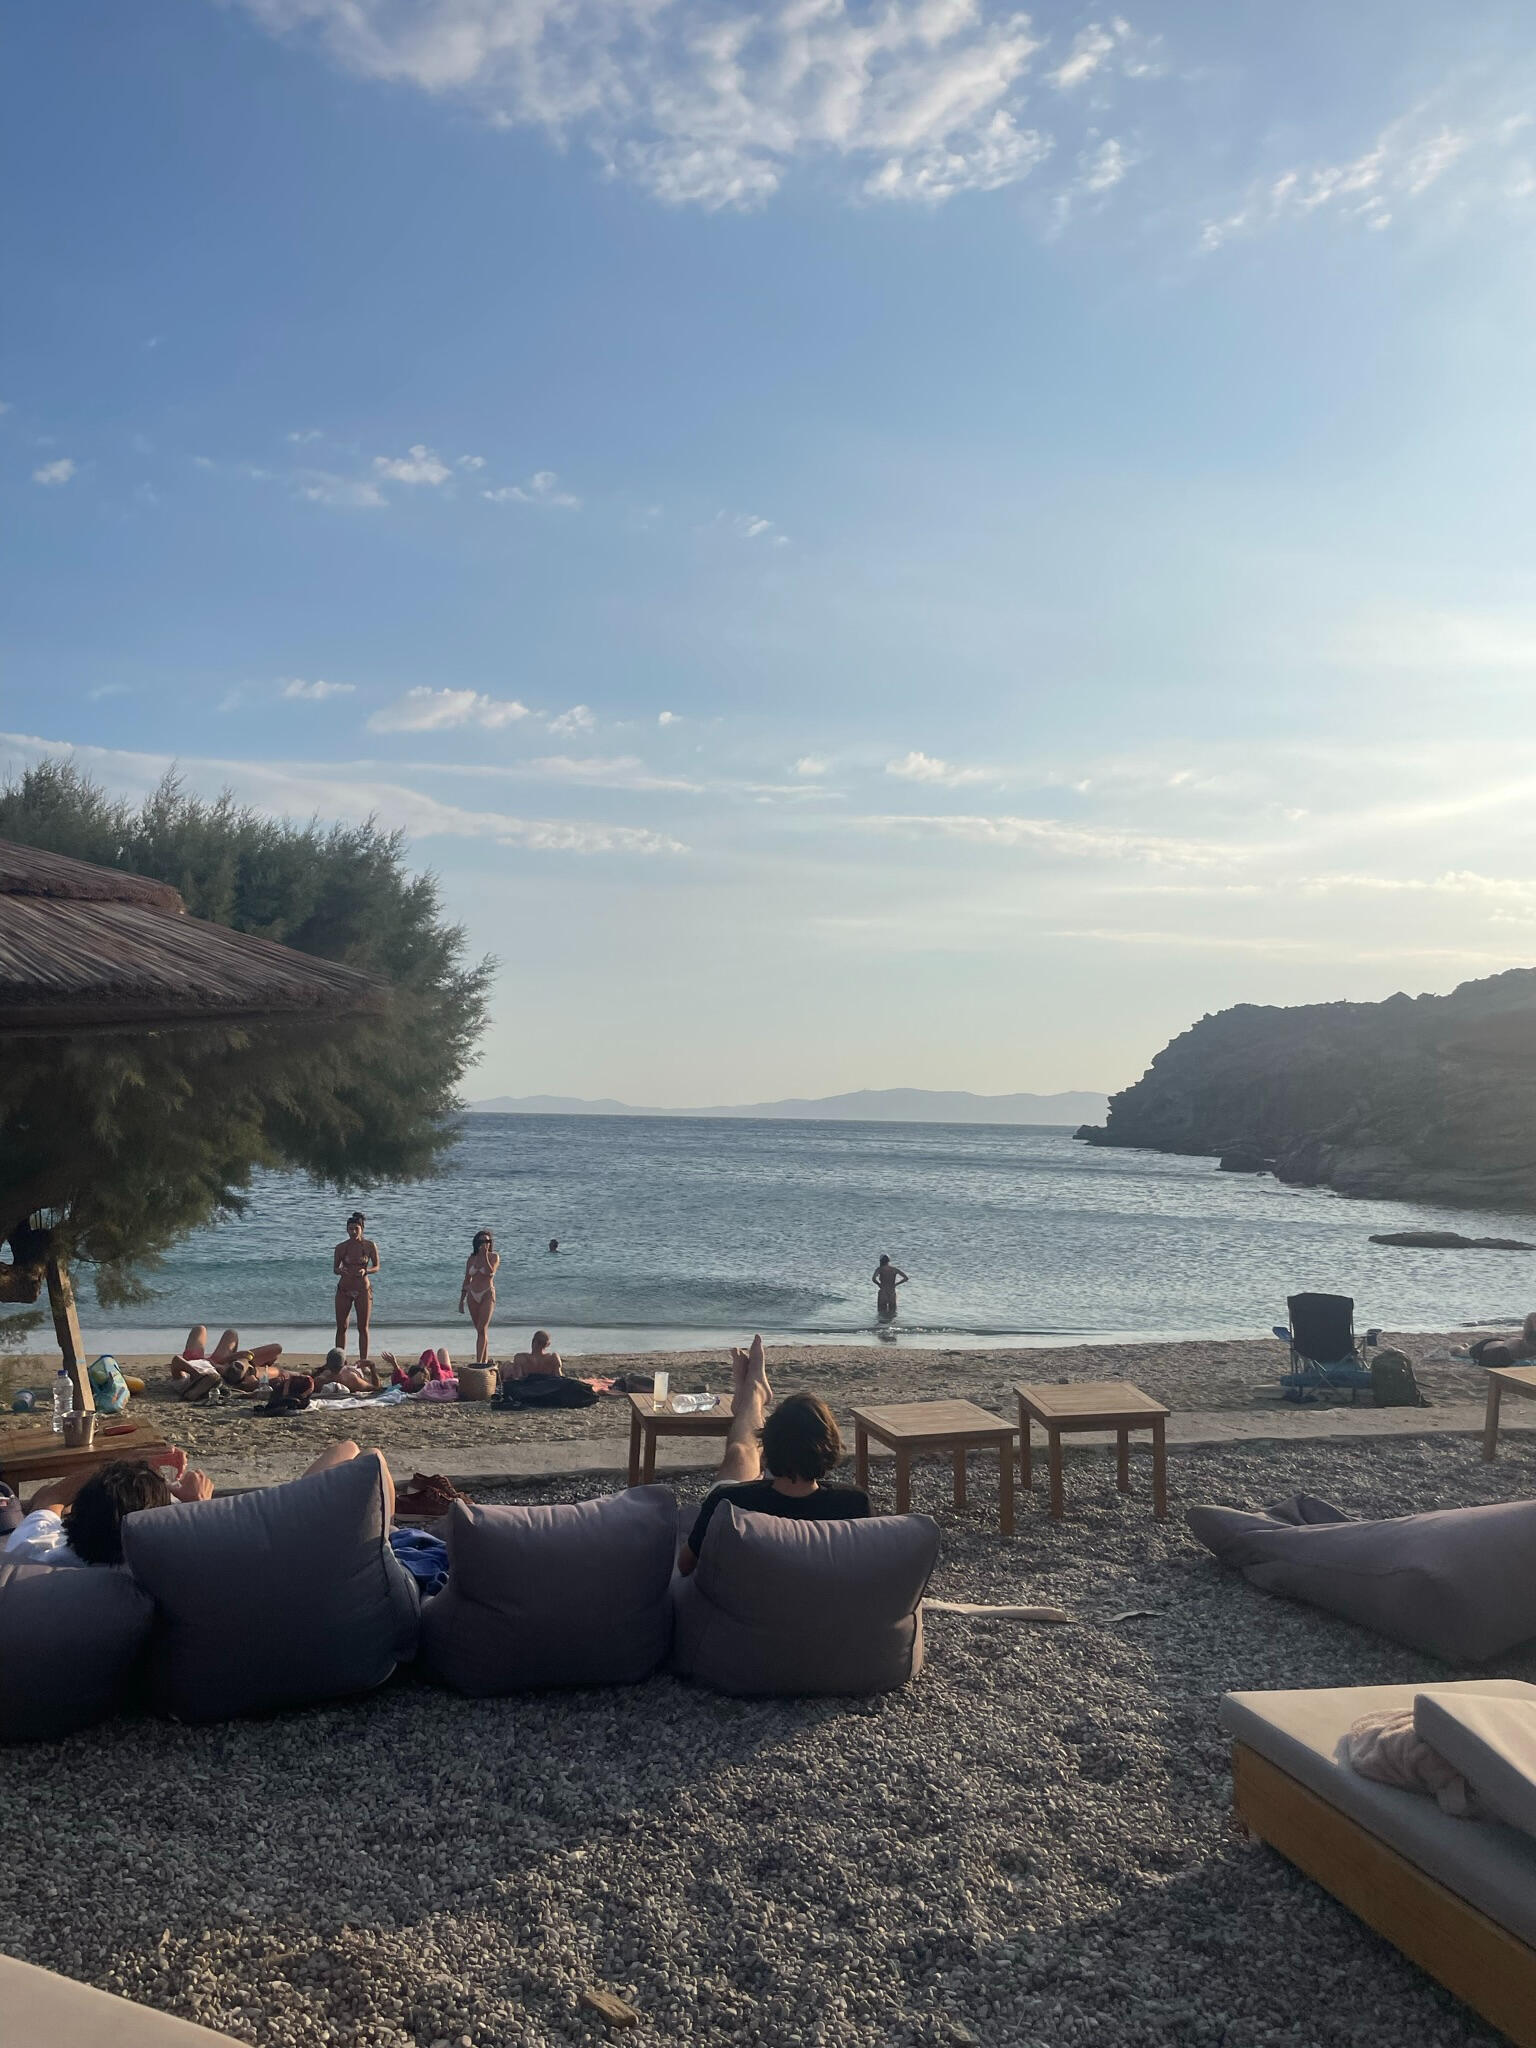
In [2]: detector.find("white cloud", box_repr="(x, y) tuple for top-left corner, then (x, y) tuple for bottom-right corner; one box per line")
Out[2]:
(548, 703), (596, 737)
(1081, 136), (1131, 192)
(281, 677), (356, 701)
(298, 472), (389, 510)
(32, 458), (76, 486)
(857, 812), (1230, 865)
(369, 687), (532, 731)
(885, 750), (989, 786)
(524, 754), (701, 791)
(287, 427), (325, 444)
(1050, 25), (1115, 90)
(373, 443), (452, 485)
(793, 755), (831, 777)
(483, 469), (581, 508)
(231, 0), (1111, 211)
(457, 454), (486, 470)
(1199, 106), (1513, 249)
(191, 455), (216, 470)
(717, 510), (789, 545)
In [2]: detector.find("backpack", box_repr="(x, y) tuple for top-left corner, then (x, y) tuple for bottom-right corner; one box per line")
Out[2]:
(1370, 1350), (1429, 1408)
(87, 1354), (132, 1416)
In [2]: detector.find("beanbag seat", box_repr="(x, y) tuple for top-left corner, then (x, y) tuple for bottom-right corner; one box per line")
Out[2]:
(420, 1485), (678, 1693)
(672, 1505), (940, 1696)
(1188, 1492), (1536, 1662)
(0, 1558), (155, 1741)
(122, 1451), (418, 1721)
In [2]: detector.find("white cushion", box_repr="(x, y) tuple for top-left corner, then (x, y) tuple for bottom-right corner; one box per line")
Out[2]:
(1415, 1690), (1536, 1844)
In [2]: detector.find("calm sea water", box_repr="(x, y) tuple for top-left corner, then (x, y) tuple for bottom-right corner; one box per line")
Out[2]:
(78, 1114), (1536, 1356)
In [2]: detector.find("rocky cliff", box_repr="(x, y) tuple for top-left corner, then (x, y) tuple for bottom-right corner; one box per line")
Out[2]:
(1081, 967), (1536, 1209)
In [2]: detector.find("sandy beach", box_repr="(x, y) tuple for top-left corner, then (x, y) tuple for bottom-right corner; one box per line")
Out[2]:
(3, 1329), (1495, 1488)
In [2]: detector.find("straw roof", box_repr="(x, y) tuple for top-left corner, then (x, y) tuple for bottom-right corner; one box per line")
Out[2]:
(0, 838), (387, 1034)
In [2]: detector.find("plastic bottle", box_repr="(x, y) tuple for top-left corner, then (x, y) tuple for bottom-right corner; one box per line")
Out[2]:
(51, 1368), (71, 1434)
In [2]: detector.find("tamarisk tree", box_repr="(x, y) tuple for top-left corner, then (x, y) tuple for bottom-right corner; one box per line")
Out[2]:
(0, 763), (493, 1328)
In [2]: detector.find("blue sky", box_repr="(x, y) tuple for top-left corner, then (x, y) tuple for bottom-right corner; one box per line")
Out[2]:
(7, 0), (1536, 1102)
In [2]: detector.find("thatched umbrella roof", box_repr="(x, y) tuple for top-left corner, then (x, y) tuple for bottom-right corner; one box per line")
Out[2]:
(0, 838), (387, 1034)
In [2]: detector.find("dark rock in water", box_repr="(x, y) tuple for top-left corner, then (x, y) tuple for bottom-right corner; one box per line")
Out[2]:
(1072, 1123), (1101, 1141)
(1369, 1230), (1536, 1250)
(1082, 965), (1536, 1210)
(1218, 1150), (1273, 1174)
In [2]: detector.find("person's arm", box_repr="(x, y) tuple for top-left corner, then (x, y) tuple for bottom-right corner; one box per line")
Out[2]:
(546, 1350), (563, 1375)
(170, 1471), (214, 1502)
(333, 1244), (344, 1276)
(459, 1258), (471, 1312)
(895, 1270), (908, 1285)
(679, 1488), (723, 1575)
(366, 1239), (381, 1276)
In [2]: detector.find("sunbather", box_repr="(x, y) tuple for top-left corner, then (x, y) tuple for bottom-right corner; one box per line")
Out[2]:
(170, 1324), (282, 1396)
(1468, 1312), (1536, 1369)
(677, 1338), (868, 1575)
(500, 1330), (563, 1384)
(314, 1347), (381, 1395)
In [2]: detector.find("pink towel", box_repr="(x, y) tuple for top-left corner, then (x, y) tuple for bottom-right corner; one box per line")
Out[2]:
(1344, 1709), (1485, 1817)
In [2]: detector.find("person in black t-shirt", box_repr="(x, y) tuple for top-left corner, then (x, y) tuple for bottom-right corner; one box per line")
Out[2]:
(679, 1339), (869, 1573)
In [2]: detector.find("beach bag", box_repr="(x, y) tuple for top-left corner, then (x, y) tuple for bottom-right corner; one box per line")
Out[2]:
(457, 1366), (495, 1403)
(1371, 1350), (1429, 1408)
(87, 1355), (132, 1415)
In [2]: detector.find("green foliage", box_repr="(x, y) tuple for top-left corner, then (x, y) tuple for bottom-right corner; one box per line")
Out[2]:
(0, 762), (494, 1300)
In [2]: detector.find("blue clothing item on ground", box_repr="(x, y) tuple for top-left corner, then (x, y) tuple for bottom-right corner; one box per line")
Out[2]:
(388, 1526), (450, 1595)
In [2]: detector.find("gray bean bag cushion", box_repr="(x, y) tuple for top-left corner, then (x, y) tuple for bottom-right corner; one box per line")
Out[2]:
(122, 1452), (419, 1721)
(420, 1485), (677, 1693)
(0, 1558), (155, 1741)
(1188, 1493), (1536, 1662)
(672, 1505), (940, 1696)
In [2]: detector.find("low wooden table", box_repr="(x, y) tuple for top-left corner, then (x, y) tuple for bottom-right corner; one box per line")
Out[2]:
(851, 1399), (1016, 1534)
(0, 1416), (172, 1490)
(626, 1393), (731, 1485)
(1015, 1380), (1168, 1521)
(1482, 1364), (1536, 1460)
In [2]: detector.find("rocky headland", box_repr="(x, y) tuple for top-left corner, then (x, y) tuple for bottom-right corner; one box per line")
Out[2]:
(1079, 966), (1536, 1210)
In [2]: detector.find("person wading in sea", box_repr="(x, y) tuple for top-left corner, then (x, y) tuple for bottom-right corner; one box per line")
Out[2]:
(333, 1211), (381, 1361)
(459, 1229), (501, 1364)
(872, 1254), (908, 1322)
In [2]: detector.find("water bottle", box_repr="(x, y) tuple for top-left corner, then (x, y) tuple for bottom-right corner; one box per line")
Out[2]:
(51, 1368), (71, 1434)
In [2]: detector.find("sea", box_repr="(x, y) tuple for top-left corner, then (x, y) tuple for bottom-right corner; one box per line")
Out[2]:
(74, 1113), (1536, 1357)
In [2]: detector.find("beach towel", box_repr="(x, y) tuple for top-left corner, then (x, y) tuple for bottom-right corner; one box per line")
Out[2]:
(1344, 1706), (1484, 1817)
(414, 1377), (459, 1402)
(388, 1527), (450, 1596)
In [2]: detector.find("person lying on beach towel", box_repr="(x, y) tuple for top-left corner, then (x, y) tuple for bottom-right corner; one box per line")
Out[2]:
(170, 1324), (283, 1396)
(1467, 1311), (1536, 1369)
(313, 1347), (381, 1396)
(677, 1340), (868, 1576)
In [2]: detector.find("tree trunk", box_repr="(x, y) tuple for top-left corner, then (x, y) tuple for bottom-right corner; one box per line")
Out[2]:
(45, 1255), (94, 1413)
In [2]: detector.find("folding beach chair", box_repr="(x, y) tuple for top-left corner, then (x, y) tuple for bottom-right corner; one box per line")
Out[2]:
(1272, 1293), (1376, 1404)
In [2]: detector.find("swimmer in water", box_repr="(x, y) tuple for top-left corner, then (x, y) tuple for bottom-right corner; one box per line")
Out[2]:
(872, 1254), (908, 1321)
(548, 1238), (559, 1254)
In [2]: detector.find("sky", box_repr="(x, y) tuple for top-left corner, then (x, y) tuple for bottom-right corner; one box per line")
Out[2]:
(6, 0), (1536, 1105)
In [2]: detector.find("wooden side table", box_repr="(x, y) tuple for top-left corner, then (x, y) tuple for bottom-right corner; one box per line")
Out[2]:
(0, 1416), (173, 1490)
(851, 1399), (1016, 1534)
(1015, 1380), (1168, 1521)
(1482, 1364), (1536, 1460)
(625, 1393), (732, 1485)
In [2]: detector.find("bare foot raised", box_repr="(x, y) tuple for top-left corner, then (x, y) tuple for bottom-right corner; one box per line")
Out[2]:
(730, 1345), (752, 1404)
(748, 1333), (772, 1402)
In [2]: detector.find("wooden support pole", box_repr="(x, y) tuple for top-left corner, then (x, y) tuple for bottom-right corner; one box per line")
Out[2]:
(45, 1256), (94, 1413)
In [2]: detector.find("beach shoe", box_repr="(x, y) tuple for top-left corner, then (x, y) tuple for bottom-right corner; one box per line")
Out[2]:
(393, 1473), (474, 1520)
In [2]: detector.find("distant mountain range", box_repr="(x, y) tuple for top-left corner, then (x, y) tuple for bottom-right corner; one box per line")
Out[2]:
(469, 1086), (1109, 1126)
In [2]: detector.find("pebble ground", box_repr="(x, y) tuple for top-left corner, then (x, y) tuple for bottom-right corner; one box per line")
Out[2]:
(5, 1433), (1534, 2048)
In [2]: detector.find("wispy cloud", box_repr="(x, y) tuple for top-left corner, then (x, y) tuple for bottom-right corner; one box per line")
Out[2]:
(281, 677), (356, 701)
(857, 812), (1232, 865)
(32, 457), (76, 486)
(717, 510), (789, 545)
(547, 704), (596, 737)
(233, 0), (1164, 212)
(483, 469), (581, 508)
(793, 755), (831, 777)
(297, 471), (388, 510)
(885, 750), (989, 787)
(287, 427), (325, 445)
(368, 687), (532, 732)
(658, 710), (680, 726)
(373, 443), (452, 485)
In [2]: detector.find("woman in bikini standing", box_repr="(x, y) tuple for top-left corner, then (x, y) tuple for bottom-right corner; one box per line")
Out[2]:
(459, 1229), (500, 1365)
(333, 1212), (381, 1361)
